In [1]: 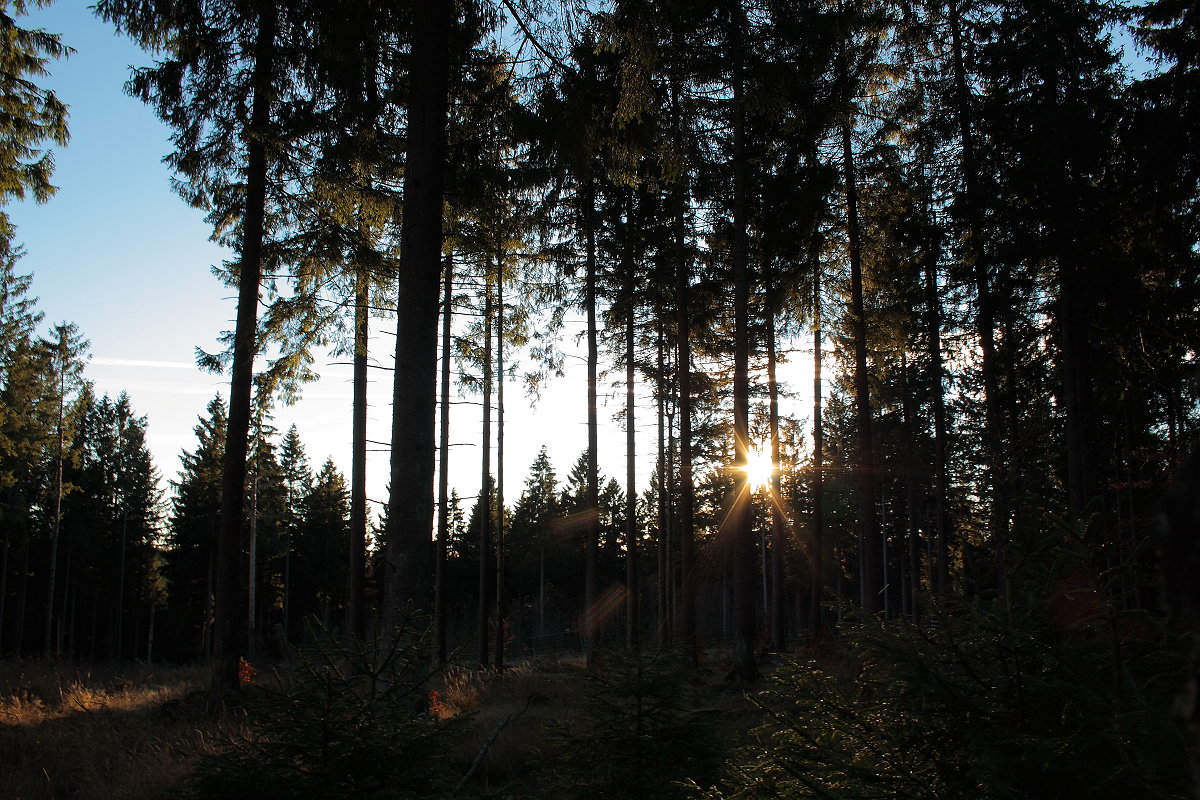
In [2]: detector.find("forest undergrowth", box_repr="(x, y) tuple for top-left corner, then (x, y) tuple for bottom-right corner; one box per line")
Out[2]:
(1, 588), (1193, 800)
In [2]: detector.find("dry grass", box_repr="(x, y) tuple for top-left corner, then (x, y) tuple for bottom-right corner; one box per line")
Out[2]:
(0, 660), (231, 800)
(0, 650), (768, 799)
(429, 658), (589, 791)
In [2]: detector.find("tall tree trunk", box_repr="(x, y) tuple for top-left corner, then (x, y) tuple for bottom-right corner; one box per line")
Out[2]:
(656, 322), (669, 646)
(117, 509), (127, 660)
(949, 0), (1007, 576)
(625, 220), (639, 650)
(766, 310), (786, 651)
(247, 474), (258, 658)
(730, 20), (758, 680)
(146, 600), (155, 663)
(900, 356), (920, 620)
(842, 117), (881, 614)
(348, 266), (369, 639)
(14, 539), (28, 655)
(478, 272), (493, 668)
(583, 182), (599, 668)
(434, 255), (453, 663)
(495, 262), (506, 671)
(44, 344), (65, 656)
(674, 176), (696, 666)
(811, 257), (825, 634)
(923, 235), (950, 596)
(213, 5), (275, 693)
(383, 0), (451, 624)
(0, 532), (7, 653)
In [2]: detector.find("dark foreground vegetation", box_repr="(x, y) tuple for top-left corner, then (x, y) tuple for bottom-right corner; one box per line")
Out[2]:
(3, 557), (1193, 800)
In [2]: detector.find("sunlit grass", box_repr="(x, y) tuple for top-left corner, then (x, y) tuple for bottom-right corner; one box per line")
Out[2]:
(0, 661), (224, 800)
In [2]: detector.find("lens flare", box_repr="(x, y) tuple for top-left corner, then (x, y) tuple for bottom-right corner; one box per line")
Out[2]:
(741, 446), (774, 491)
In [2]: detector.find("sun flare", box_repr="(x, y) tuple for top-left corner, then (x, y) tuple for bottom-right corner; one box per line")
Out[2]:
(741, 446), (774, 491)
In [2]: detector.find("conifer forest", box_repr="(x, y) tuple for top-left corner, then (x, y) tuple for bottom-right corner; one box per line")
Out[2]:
(2, 0), (1200, 797)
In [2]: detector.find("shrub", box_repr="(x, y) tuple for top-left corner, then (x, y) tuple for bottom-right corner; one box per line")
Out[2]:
(539, 647), (723, 800)
(186, 617), (462, 799)
(712, 530), (1191, 799)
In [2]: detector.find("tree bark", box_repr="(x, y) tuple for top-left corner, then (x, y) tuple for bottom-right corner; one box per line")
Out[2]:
(478, 270), (493, 668)
(842, 117), (881, 615)
(949, 0), (1007, 576)
(213, 4), (275, 694)
(583, 182), (599, 668)
(44, 334), (66, 656)
(348, 265), (368, 639)
(730, 18), (758, 680)
(811, 256), (825, 634)
(674, 173), (696, 666)
(923, 235), (950, 596)
(434, 255), (453, 663)
(766, 310), (786, 651)
(624, 204), (639, 649)
(383, 0), (451, 625)
(495, 261), (506, 670)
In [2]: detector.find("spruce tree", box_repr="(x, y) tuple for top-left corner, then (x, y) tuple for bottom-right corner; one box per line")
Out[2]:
(0, 0), (70, 250)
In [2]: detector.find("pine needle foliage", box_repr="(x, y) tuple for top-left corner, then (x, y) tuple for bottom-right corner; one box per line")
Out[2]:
(539, 647), (723, 800)
(186, 616), (462, 800)
(710, 530), (1191, 800)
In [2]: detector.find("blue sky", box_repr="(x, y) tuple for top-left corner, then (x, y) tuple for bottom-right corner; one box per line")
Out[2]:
(7, 2), (660, 518)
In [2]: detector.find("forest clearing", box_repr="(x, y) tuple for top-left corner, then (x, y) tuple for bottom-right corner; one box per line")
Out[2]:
(1, 0), (1199, 796)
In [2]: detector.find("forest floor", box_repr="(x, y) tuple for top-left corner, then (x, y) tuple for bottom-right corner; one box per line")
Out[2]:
(0, 648), (779, 799)
(0, 660), (225, 799)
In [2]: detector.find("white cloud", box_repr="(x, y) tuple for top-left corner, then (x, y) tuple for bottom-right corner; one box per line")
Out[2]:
(93, 356), (198, 370)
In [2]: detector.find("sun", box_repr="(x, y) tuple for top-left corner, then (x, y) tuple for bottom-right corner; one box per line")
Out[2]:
(741, 446), (774, 491)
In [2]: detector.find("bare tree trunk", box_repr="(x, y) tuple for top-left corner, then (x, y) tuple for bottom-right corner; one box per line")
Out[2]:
(434, 255), (453, 663)
(811, 258), (825, 634)
(730, 20), (758, 680)
(674, 180), (696, 666)
(478, 271), (493, 668)
(44, 334), (66, 656)
(625, 228), (639, 649)
(495, 262), (506, 671)
(766, 311), (786, 651)
(348, 266), (369, 639)
(842, 117), (881, 614)
(583, 184), (599, 668)
(949, 0), (1006, 580)
(214, 5), (275, 694)
(116, 509), (127, 660)
(923, 236), (950, 597)
(382, 0), (451, 626)
(656, 323), (669, 647)
(0, 533), (7, 653)
(14, 538), (28, 655)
